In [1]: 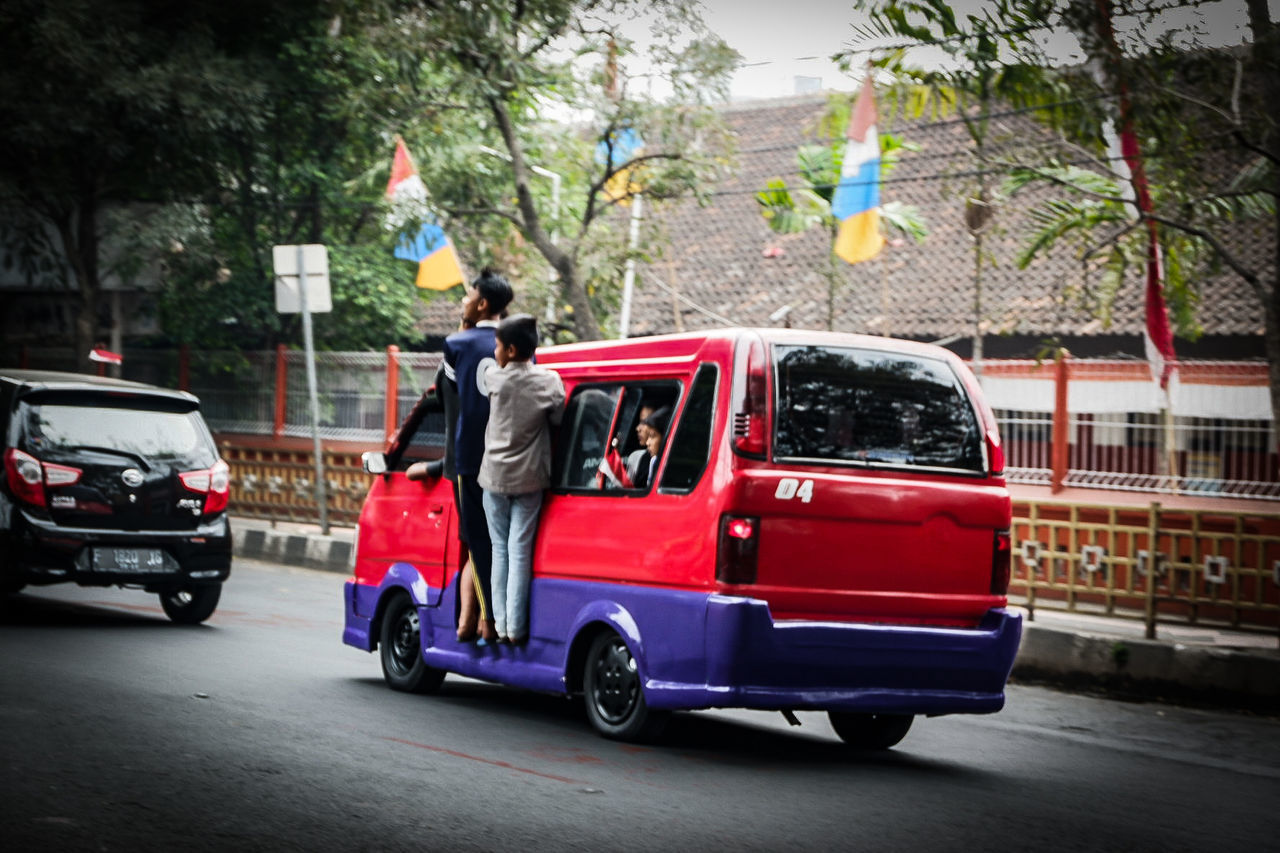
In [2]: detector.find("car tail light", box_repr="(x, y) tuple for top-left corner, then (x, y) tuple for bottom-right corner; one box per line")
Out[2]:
(716, 514), (759, 585)
(5, 448), (47, 506)
(43, 462), (83, 486)
(4, 448), (82, 507)
(985, 428), (1005, 477)
(991, 529), (1012, 596)
(180, 459), (230, 514)
(731, 334), (768, 458)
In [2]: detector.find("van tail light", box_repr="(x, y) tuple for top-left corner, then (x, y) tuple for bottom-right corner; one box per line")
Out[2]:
(180, 459), (230, 514)
(4, 448), (82, 508)
(717, 514), (759, 585)
(991, 529), (1012, 596)
(985, 428), (1005, 477)
(731, 334), (768, 457)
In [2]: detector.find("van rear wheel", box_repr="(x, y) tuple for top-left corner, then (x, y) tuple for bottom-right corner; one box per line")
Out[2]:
(828, 712), (913, 750)
(583, 631), (668, 742)
(379, 594), (445, 694)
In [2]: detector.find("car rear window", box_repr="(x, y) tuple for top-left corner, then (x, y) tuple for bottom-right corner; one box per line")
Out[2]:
(21, 402), (214, 463)
(773, 345), (983, 473)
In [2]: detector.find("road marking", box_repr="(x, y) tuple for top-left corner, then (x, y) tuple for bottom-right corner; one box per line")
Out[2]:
(381, 736), (582, 784)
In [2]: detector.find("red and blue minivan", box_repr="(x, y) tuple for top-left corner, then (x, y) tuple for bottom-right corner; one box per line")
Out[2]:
(343, 329), (1020, 747)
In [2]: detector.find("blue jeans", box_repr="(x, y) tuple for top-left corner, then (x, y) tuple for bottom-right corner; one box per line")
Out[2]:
(482, 489), (543, 640)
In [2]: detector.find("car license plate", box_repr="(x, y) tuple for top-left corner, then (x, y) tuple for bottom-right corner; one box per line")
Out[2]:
(92, 547), (171, 573)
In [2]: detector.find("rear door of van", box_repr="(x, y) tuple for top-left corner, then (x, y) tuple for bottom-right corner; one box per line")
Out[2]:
(723, 338), (1010, 627)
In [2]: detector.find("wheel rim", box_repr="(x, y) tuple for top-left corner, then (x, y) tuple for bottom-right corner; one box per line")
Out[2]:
(387, 607), (420, 677)
(592, 638), (640, 724)
(168, 590), (194, 608)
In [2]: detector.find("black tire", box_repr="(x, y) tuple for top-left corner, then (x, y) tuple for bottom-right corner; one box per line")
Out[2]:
(379, 594), (445, 694)
(583, 631), (669, 742)
(159, 584), (221, 624)
(828, 712), (913, 750)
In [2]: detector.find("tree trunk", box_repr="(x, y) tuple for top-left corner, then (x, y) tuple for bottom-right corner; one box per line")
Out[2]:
(487, 95), (601, 341)
(57, 195), (100, 374)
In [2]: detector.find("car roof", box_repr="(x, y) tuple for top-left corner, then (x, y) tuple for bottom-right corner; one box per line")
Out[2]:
(0, 369), (198, 404)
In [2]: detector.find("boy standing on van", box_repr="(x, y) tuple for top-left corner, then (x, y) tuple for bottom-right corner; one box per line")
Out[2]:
(444, 268), (514, 644)
(478, 314), (564, 644)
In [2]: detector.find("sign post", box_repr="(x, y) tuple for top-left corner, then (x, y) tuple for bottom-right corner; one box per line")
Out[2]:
(272, 244), (331, 534)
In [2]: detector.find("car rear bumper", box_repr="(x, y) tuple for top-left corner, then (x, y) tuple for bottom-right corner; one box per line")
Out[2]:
(646, 598), (1023, 715)
(6, 509), (232, 588)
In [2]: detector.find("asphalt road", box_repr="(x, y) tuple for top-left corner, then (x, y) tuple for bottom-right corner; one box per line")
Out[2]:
(2, 559), (1278, 852)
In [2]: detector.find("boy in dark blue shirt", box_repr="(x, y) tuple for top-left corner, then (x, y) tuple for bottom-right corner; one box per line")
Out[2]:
(443, 268), (513, 644)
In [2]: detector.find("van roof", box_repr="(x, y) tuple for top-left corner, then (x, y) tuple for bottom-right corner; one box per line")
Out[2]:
(537, 328), (967, 367)
(0, 369), (198, 404)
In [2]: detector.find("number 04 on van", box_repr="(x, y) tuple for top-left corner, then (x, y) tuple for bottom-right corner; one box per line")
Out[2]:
(344, 329), (1019, 748)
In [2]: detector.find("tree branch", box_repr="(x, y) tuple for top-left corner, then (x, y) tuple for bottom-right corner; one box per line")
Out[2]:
(1144, 212), (1264, 301)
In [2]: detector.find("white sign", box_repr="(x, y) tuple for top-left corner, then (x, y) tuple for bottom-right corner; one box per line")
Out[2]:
(272, 244), (332, 313)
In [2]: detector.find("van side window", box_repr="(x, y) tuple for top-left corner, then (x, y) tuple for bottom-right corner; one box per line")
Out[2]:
(659, 364), (718, 493)
(389, 391), (445, 470)
(552, 381), (681, 493)
(553, 385), (622, 489)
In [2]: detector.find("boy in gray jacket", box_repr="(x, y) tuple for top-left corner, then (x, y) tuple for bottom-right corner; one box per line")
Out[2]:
(478, 314), (565, 644)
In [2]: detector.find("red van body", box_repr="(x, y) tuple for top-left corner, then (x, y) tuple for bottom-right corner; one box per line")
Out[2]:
(344, 329), (1020, 746)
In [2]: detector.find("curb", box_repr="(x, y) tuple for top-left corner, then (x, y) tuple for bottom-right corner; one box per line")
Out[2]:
(233, 523), (353, 574)
(1011, 624), (1280, 712)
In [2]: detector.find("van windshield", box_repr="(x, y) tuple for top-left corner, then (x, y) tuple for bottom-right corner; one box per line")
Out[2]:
(773, 345), (983, 473)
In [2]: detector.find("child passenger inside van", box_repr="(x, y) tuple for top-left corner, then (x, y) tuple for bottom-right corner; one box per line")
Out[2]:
(630, 405), (671, 490)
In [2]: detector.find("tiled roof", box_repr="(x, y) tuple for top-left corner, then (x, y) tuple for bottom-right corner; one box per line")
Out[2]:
(419, 93), (1271, 346)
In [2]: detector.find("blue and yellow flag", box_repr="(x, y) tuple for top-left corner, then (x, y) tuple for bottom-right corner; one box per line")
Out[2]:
(831, 77), (885, 265)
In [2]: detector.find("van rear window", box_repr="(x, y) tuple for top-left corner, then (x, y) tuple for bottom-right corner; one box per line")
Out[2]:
(773, 345), (983, 473)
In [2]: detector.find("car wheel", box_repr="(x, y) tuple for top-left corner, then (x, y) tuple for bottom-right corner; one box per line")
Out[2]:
(379, 594), (445, 694)
(583, 631), (669, 742)
(159, 584), (221, 624)
(828, 712), (913, 750)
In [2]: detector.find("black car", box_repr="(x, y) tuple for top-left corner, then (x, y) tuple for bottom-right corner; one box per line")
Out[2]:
(1, 370), (232, 623)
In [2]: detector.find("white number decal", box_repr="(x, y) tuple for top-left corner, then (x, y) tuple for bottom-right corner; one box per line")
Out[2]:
(795, 479), (814, 503)
(774, 478), (814, 503)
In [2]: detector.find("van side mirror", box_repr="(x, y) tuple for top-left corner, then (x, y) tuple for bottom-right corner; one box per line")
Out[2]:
(362, 451), (388, 475)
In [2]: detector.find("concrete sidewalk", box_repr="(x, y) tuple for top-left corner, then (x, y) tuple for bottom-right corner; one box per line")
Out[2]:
(230, 516), (1280, 713)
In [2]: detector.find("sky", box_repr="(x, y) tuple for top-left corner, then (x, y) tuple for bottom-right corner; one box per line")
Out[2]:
(687, 0), (1276, 102)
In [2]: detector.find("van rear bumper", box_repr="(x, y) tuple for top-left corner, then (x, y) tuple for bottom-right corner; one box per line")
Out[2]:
(646, 597), (1022, 715)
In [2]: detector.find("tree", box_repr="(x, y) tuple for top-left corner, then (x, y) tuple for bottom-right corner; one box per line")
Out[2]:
(375, 0), (739, 342)
(999, 0), (1278, 435)
(755, 93), (927, 330)
(846, 0), (1074, 365)
(0, 0), (321, 367)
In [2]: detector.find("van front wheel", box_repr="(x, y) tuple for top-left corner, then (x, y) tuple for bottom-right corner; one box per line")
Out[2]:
(828, 712), (913, 750)
(583, 632), (669, 742)
(379, 594), (445, 694)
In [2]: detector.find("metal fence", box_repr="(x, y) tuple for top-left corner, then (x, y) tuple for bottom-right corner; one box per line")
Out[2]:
(1010, 499), (1280, 638)
(983, 358), (1277, 501)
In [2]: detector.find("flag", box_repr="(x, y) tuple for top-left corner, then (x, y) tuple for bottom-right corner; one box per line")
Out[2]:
(831, 76), (885, 265)
(386, 137), (465, 291)
(595, 126), (643, 202)
(89, 348), (122, 364)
